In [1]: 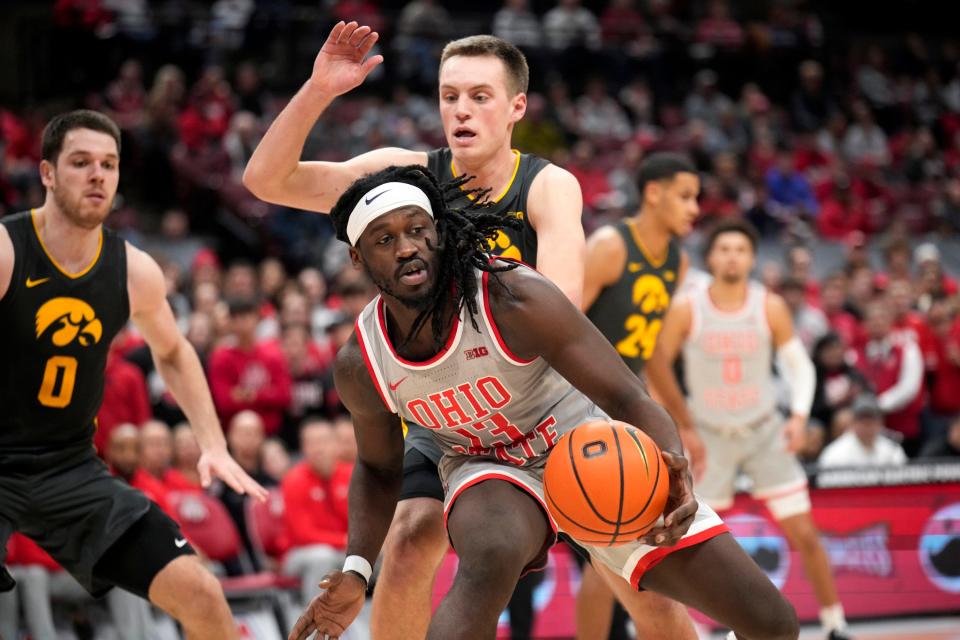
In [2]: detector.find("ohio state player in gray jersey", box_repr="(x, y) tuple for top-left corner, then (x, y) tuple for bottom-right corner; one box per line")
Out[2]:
(647, 219), (851, 640)
(287, 166), (798, 640)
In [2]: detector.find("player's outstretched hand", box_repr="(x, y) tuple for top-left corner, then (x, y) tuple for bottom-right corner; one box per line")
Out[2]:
(289, 571), (366, 640)
(198, 447), (269, 502)
(638, 450), (696, 547)
(309, 21), (384, 97)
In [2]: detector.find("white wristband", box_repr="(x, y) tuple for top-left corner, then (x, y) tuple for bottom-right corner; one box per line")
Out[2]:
(342, 555), (373, 585)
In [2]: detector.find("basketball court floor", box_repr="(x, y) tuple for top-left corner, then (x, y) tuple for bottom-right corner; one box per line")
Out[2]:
(705, 617), (960, 639)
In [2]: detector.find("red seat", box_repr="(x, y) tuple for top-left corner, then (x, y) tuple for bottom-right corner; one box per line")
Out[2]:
(246, 488), (288, 561)
(167, 491), (299, 593)
(167, 491), (244, 562)
(246, 489), (300, 590)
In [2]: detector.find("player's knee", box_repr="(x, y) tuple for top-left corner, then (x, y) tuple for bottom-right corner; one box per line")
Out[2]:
(457, 535), (534, 584)
(743, 594), (799, 640)
(782, 516), (822, 555)
(383, 501), (447, 568)
(154, 560), (229, 624)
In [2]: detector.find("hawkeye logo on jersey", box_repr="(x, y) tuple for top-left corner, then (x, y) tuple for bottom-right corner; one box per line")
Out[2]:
(35, 297), (103, 347)
(404, 375), (559, 465)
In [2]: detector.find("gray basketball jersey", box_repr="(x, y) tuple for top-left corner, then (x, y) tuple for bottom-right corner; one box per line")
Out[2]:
(682, 281), (777, 431)
(355, 266), (606, 466)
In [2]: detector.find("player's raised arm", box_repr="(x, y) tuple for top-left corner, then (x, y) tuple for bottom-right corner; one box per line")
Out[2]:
(126, 245), (268, 501)
(488, 267), (697, 544)
(289, 336), (405, 640)
(242, 21), (424, 212)
(527, 165), (586, 308)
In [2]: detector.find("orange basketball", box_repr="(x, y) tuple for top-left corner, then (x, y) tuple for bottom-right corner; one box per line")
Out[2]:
(543, 420), (669, 546)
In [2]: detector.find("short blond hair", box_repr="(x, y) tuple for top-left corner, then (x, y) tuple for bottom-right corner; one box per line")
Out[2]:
(440, 35), (529, 95)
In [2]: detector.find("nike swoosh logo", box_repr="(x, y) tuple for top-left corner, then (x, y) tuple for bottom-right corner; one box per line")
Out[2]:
(388, 376), (408, 391)
(365, 189), (391, 205)
(175, 538), (188, 548)
(26, 277), (50, 288)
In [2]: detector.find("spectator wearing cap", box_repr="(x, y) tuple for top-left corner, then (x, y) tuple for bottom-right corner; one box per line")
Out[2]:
(819, 395), (908, 467)
(851, 301), (925, 455)
(208, 297), (292, 436)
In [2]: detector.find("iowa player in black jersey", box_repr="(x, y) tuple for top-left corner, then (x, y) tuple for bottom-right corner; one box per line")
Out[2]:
(243, 22), (585, 639)
(0, 111), (267, 639)
(579, 153), (706, 640)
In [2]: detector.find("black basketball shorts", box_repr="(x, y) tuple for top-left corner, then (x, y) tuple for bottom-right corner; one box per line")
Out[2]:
(0, 444), (194, 598)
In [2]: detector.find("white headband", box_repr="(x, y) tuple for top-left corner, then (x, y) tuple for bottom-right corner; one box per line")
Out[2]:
(347, 182), (434, 245)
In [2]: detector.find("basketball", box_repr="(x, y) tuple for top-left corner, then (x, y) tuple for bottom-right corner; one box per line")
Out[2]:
(543, 420), (669, 546)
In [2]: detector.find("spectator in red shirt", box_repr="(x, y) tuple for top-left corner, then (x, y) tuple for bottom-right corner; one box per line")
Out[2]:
(140, 419), (193, 495)
(208, 297), (292, 436)
(107, 424), (172, 515)
(282, 418), (352, 605)
(280, 322), (333, 448)
(820, 272), (865, 350)
(851, 301), (925, 455)
(96, 335), (152, 455)
(817, 178), (872, 239)
(888, 279), (936, 368)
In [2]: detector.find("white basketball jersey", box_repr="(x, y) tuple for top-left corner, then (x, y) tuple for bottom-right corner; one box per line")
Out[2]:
(355, 267), (606, 466)
(682, 281), (777, 430)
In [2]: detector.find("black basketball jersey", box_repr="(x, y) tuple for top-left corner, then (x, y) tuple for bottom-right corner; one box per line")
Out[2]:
(586, 220), (681, 375)
(0, 211), (129, 452)
(426, 148), (548, 266)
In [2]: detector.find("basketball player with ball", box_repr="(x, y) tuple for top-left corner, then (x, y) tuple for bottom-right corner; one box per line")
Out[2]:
(647, 218), (851, 640)
(287, 166), (799, 640)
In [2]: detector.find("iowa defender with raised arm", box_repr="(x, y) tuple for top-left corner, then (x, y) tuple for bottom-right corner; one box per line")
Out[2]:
(286, 165), (799, 640)
(0, 111), (266, 639)
(243, 22), (592, 639)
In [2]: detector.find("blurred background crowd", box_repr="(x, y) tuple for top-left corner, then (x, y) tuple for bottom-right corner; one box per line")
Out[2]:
(2, 0), (960, 637)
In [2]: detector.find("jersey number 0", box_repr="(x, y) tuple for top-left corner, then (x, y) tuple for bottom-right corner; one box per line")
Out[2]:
(37, 356), (78, 408)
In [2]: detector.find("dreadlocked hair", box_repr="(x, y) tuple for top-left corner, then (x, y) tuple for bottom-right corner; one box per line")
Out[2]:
(329, 164), (521, 349)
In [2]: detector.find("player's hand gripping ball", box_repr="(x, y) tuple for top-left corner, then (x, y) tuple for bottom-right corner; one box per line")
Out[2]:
(544, 420), (669, 546)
